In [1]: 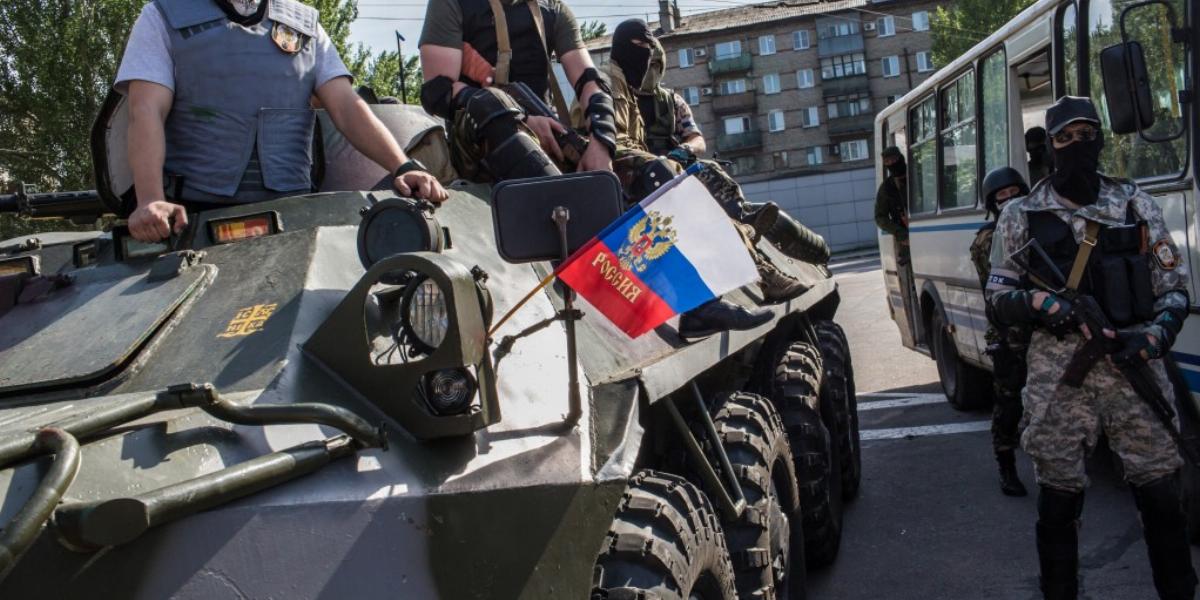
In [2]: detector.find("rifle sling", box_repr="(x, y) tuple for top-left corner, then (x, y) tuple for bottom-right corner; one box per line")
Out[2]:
(485, 0), (572, 123)
(1065, 220), (1101, 291)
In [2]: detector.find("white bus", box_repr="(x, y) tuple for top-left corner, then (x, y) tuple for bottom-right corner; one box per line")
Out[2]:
(876, 0), (1195, 410)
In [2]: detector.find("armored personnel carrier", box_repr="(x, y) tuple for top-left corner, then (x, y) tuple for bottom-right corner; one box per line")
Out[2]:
(0, 95), (858, 599)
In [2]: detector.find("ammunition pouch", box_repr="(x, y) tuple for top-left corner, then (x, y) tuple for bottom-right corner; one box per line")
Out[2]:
(420, 75), (456, 120)
(482, 131), (561, 181)
(629, 157), (679, 202)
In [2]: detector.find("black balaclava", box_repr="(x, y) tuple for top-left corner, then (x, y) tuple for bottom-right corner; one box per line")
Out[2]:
(1049, 132), (1104, 205)
(1025, 126), (1049, 168)
(217, 0), (267, 25)
(886, 155), (907, 179)
(611, 20), (653, 89)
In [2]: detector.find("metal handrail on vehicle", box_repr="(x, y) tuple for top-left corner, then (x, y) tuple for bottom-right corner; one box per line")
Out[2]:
(0, 428), (81, 577)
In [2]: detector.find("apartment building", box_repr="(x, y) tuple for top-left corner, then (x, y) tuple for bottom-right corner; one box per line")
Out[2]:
(586, 0), (952, 251)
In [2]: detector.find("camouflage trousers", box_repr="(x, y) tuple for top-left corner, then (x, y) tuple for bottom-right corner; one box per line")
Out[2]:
(1021, 329), (1183, 492)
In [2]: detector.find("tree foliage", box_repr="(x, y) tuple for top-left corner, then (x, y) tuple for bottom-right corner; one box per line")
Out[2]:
(0, 0), (414, 239)
(930, 0), (1035, 67)
(580, 20), (607, 42)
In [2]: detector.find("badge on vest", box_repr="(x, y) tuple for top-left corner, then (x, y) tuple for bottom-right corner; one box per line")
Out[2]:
(272, 23), (305, 54)
(1152, 239), (1179, 271)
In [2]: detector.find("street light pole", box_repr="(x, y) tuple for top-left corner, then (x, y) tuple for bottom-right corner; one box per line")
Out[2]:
(396, 31), (407, 103)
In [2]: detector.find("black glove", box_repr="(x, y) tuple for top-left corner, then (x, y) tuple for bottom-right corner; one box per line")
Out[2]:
(1113, 324), (1169, 365)
(1034, 293), (1077, 337)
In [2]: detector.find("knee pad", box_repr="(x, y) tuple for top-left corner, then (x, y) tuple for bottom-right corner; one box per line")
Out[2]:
(483, 131), (561, 181)
(630, 158), (679, 202)
(1038, 486), (1085, 526)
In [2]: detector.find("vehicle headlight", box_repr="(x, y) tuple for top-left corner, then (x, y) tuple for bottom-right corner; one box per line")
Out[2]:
(402, 277), (448, 352)
(424, 368), (477, 416)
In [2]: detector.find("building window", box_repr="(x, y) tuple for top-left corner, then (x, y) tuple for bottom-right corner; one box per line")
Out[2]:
(793, 30), (811, 50)
(724, 115), (751, 135)
(763, 73), (781, 94)
(797, 68), (815, 89)
(768, 109), (786, 132)
(820, 53), (866, 79)
(759, 35), (776, 56)
(773, 151), (789, 170)
(917, 51), (934, 72)
(807, 146), (824, 165)
(730, 155), (757, 176)
(715, 40), (742, 59)
(881, 55), (901, 78)
(886, 94), (901, 106)
(878, 16), (895, 36)
(819, 20), (860, 39)
(718, 78), (748, 95)
(679, 48), (694, 68)
(683, 86), (700, 105)
(827, 94), (871, 119)
(912, 11), (930, 31)
(840, 139), (869, 161)
(801, 106), (820, 128)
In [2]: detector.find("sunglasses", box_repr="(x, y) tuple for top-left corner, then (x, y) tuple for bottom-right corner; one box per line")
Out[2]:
(1051, 126), (1099, 145)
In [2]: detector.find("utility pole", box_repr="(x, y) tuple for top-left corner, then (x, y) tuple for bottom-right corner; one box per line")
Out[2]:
(902, 46), (913, 89)
(396, 31), (408, 103)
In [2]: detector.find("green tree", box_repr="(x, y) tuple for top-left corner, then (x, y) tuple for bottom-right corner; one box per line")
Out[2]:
(580, 20), (607, 42)
(930, 0), (1035, 67)
(0, 0), (411, 240)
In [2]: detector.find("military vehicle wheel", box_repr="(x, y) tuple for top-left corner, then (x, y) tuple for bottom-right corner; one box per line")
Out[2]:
(710, 391), (806, 599)
(592, 470), (737, 600)
(931, 305), (991, 411)
(815, 320), (861, 501)
(773, 342), (843, 568)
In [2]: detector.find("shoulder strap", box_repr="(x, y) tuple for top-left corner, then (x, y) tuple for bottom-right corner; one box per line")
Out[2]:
(525, 0), (571, 122)
(486, 0), (513, 85)
(1066, 220), (1101, 291)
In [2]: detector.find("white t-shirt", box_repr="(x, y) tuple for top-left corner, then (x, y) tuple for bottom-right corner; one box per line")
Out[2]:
(113, 3), (351, 95)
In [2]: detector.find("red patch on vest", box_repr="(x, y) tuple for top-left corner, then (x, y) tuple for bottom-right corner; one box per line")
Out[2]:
(1152, 239), (1179, 271)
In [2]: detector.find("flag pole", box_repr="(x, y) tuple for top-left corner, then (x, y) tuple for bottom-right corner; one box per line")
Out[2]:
(487, 272), (556, 337)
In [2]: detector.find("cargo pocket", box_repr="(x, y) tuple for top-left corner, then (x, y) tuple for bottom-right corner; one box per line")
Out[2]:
(258, 108), (316, 193)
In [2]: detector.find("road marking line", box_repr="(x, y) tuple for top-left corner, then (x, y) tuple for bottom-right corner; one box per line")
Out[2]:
(858, 392), (944, 399)
(861, 420), (991, 441)
(856, 395), (945, 411)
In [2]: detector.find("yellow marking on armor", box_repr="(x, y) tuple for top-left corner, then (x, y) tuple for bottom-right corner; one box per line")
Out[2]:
(217, 303), (278, 338)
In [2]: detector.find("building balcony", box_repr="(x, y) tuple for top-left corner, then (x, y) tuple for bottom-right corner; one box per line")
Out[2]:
(716, 130), (763, 154)
(827, 114), (875, 137)
(821, 74), (871, 97)
(817, 34), (864, 57)
(711, 91), (757, 115)
(707, 52), (753, 76)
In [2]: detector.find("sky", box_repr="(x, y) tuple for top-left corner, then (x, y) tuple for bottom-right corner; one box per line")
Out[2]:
(347, 0), (772, 56)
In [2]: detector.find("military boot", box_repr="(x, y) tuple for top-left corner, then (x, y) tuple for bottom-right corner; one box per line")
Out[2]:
(732, 222), (806, 304)
(997, 449), (1028, 497)
(1133, 473), (1198, 600)
(739, 202), (779, 242)
(678, 298), (773, 340)
(1037, 486), (1084, 600)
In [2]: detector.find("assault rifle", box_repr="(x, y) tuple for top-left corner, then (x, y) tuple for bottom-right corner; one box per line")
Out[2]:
(501, 81), (589, 167)
(1009, 238), (1200, 466)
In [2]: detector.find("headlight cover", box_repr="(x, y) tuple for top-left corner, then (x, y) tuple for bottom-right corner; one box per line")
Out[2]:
(403, 277), (449, 352)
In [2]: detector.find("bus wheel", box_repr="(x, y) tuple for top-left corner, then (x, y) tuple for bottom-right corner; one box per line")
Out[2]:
(930, 306), (991, 411)
(592, 470), (737, 600)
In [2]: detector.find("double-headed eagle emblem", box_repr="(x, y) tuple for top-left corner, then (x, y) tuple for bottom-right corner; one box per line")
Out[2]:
(617, 211), (677, 273)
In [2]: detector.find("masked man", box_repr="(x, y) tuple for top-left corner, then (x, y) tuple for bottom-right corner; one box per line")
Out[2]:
(116, 0), (447, 243)
(987, 96), (1195, 600)
(970, 166), (1031, 497)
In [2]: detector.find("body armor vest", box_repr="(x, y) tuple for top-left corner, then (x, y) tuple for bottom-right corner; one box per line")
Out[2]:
(641, 87), (678, 156)
(1027, 207), (1155, 327)
(155, 0), (319, 202)
(458, 0), (559, 99)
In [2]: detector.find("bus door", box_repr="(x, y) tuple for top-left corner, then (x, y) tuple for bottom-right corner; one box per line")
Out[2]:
(879, 122), (920, 349)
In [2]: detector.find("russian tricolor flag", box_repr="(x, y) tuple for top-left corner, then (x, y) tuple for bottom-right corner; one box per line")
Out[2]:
(556, 165), (758, 338)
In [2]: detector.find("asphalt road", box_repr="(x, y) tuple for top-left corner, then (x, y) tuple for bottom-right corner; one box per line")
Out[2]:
(807, 253), (1199, 600)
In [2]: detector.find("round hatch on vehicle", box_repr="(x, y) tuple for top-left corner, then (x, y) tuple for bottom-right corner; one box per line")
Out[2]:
(356, 196), (445, 273)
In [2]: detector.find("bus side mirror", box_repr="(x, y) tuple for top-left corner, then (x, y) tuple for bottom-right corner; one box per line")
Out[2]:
(1100, 41), (1155, 135)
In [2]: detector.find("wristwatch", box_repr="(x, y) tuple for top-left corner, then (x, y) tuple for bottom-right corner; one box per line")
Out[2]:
(393, 159), (429, 179)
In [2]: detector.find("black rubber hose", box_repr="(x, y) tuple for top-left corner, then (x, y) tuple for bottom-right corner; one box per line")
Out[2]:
(0, 428), (81, 578)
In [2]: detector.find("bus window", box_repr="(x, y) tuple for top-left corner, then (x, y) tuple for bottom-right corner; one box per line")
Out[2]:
(980, 49), (1009, 178)
(909, 96), (938, 215)
(939, 72), (977, 210)
(1088, 0), (1187, 180)
(1057, 2), (1079, 96)
(1016, 52), (1053, 137)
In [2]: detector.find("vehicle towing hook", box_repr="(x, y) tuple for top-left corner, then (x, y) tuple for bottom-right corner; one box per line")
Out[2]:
(0, 428), (81, 580)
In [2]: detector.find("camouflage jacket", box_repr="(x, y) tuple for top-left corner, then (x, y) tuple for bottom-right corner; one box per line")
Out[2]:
(571, 61), (645, 152)
(970, 222), (995, 290)
(986, 176), (1189, 317)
